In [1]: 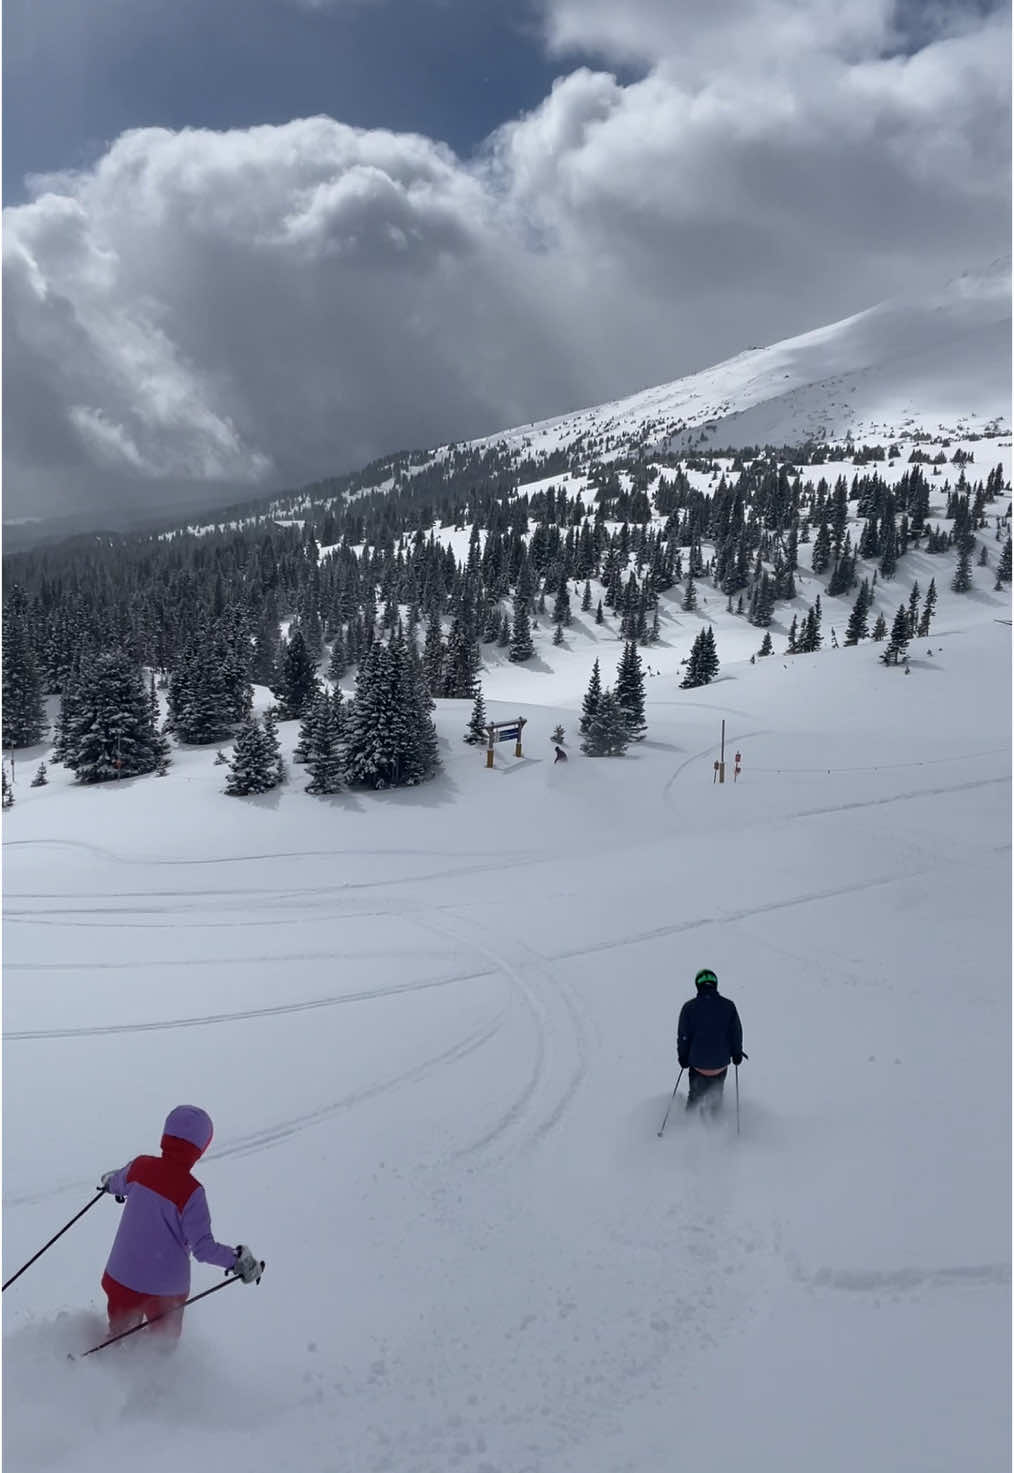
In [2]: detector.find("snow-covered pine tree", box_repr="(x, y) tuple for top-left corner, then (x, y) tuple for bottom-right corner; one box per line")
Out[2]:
(509, 598), (534, 663)
(391, 633), (440, 785)
(294, 687), (327, 763)
(881, 605), (911, 666)
(2, 770), (13, 809)
(916, 577), (938, 636)
(951, 547), (973, 593)
(225, 718), (278, 795)
(995, 534), (1012, 585)
(581, 689), (630, 757)
(65, 651), (168, 784)
(871, 612), (888, 641)
(758, 631), (774, 657)
(615, 642), (647, 740)
(30, 762), (48, 787)
(2, 586), (46, 749)
(261, 706), (284, 785)
(422, 612), (445, 695)
(681, 576), (698, 612)
(844, 580), (872, 645)
(680, 627), (719, 688)
(580, 658), (603, 736)
(552, 578), (572, 627)
(345, 637), (440, 790)
(465, 687), (488, 745)
(327, 629), (347, 682)
(168, 629), (237, 744)
(273, 630), (320, 720)
(441, 615), (481, 698)
(305, 691), (344, 795)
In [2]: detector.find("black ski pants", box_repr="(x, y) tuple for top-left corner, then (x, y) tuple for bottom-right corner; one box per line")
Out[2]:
(686, 1067), (727, 1112)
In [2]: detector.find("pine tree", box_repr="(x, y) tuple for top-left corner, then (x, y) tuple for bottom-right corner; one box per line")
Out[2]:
(225, 718), (278, 795)
(273, 630), (320, 720)
(615, 642), (647, 740)
(304, 691), (345, 795)
(344, 638), (440, 790)
(810, 521), (831, 574)
(951, 547), (973, 593)
(871, 612), (888, 641)
(30, 762), (48, 787)
(916, 578), (938, 636)
(552, 578), (572, 627)
(2, 586), (47, 748)
(798, 597), (823, 653)
(594, 600), (605, 626)
(552, 621), (565, 646)
(261, 707), (284, 785)
(581, 580), (592, 613)
(465, 687), (488, 745)
(681, 627), (719, 688)
(509, 598), (534, 663)
(2, 770), (13, 809)
(881, 605), (911, 666)
(758, 632), (773, 657)
(580, 658), (603, 736)
(995, 534), (1012, 585)
(65, 651), (168, 784)
(168, 629), (239, 745)
(879, 512), (898, 578)
(681, 577), (698, 612)
(580, 688), (630, 757)
(748, 572), (775, 628)
(422, 612), (445, 696)
(327, 629), (347, 682)
(844, 581), (871, 645)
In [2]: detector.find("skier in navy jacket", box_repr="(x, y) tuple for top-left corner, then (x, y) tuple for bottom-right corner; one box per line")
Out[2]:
(677, 968), (744, 1113)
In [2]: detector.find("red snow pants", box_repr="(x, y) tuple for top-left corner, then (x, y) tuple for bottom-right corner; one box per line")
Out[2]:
(102, 1271), (187, 1340)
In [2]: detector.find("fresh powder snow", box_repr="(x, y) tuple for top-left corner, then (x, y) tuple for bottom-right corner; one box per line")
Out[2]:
(4, 497), (1011, 1472)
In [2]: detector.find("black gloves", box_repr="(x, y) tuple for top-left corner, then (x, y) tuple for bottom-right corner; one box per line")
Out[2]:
(732, 1053), (744, 1067)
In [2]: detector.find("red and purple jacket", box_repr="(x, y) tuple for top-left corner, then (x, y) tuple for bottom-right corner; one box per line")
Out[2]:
(103, 1105), (237, 1297)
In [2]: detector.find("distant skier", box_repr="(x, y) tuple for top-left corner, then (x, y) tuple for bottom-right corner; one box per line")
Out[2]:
(553, 745), (568, 763)
(99, 1105), (262, 1343)
(677, 969), (744, 1114)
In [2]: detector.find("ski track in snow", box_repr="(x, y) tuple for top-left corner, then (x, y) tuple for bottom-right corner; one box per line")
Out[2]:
(416, 910), (590, 1164)
(3, 967), (499, 1041)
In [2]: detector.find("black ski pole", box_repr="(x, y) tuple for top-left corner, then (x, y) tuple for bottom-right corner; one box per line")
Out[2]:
(3, 1190), (105, 1293)
(657, 1069), (684, 1138)
(735, 1065), (741, 1136)
(77, 1261), (265, 1358)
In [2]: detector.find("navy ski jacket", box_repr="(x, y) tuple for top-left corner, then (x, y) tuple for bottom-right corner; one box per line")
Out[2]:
(677, 991), (743, 1071)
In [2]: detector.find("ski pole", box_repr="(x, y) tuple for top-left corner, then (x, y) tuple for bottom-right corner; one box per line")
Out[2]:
(77, 1261), (265, 1358)
(657, 1070), (684, 1138)
(3, 1190), (105, 1293)
(735, 1065), (741, 1136)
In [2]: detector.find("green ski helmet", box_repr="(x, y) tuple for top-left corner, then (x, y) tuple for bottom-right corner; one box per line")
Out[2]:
(694, 967), (718, 990)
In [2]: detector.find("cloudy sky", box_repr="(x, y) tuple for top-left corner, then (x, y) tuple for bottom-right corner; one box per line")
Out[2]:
(3, 0), (1010, 520)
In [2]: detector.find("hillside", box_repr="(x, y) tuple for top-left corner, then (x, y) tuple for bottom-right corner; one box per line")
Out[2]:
(453, 258), (1011, 467)
(4, 582), (1011, 1473)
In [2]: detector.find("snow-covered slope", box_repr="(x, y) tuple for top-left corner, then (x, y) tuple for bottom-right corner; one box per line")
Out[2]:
(4, 556), (1011, 1472)
(463, 257), (1011, 461)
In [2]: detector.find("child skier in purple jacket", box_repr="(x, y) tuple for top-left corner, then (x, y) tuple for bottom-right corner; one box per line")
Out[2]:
(99, 1105), (261, 1341)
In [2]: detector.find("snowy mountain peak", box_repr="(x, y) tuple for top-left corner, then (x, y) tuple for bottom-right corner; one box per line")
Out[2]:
(458, 260), (1011, 466)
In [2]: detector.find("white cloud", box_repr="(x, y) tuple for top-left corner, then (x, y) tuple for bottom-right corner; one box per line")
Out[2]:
(3, 3), (1009, 517)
